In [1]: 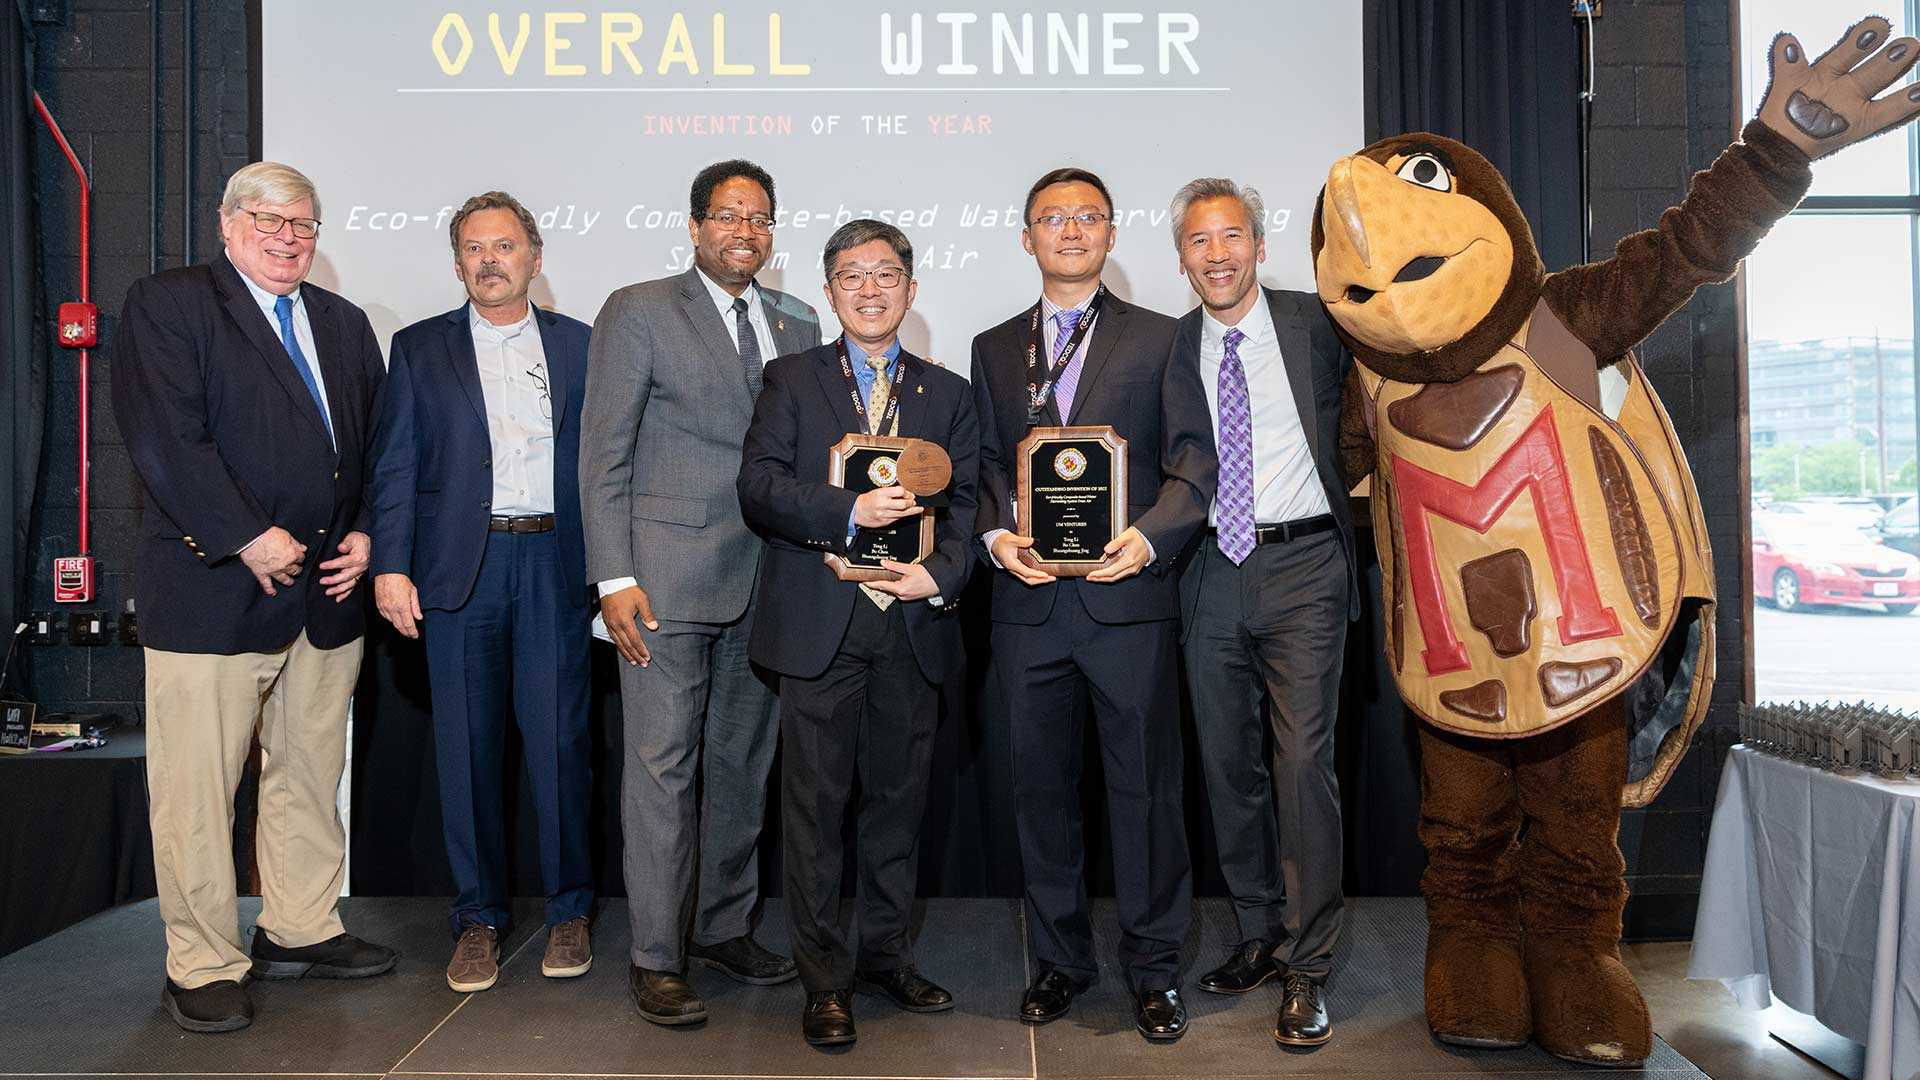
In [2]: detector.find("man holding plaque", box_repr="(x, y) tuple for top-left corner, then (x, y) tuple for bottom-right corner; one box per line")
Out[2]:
(969, 169), (1214, 1041)
(738, 219), (978, 1048)
(1167, 178), (1358, 1048)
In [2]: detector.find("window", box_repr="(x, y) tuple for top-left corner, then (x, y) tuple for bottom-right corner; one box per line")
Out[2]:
(1741, 2), (1920, 709)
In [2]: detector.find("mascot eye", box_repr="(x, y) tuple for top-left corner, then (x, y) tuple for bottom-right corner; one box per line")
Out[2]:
(1396, 154), (1452, 192)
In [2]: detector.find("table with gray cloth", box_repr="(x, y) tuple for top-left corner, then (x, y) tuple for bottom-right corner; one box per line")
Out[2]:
(1689, 744), (1920, 1080)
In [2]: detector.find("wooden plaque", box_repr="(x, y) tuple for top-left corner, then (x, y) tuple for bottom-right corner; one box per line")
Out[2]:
(1015, 425), (1128, 577)
(826, 433), (936, 582)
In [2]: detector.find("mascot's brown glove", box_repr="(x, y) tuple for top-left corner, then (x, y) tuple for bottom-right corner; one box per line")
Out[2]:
(1759, 14), (1920, 160)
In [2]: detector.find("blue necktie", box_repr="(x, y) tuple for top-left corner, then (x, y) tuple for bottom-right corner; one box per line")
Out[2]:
(274, 294), (334, 448)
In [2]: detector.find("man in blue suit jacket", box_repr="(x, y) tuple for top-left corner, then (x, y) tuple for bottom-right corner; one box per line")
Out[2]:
(367, 192), (594, 994)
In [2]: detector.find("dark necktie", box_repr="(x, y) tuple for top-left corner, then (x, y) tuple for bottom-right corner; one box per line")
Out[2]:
(732, 296), (763, 396)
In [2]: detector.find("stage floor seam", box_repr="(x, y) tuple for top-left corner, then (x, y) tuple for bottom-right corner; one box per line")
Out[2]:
(0, 897), (1705, 1080)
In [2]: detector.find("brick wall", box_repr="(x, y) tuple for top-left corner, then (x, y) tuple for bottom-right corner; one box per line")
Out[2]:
(23, 0), (252, 717)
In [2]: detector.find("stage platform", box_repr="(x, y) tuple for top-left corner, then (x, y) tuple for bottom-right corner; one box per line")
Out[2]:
(0, 897), (1705, 1079)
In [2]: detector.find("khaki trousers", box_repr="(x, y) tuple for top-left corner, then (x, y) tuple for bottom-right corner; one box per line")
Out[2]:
(144, 630), (363, 988)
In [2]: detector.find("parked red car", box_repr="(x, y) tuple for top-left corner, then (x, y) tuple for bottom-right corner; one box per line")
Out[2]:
(1753, 513), (1920, 615)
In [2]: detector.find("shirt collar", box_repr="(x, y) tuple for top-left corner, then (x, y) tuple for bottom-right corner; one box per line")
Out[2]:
(1201, 289), (1275, 350)
(696, 267), (760, 320)
(845, 336), (903, 370)
(228, 249), (301, 316)
(469, 302), (536, 339)
(1039, 283), (1102, 325)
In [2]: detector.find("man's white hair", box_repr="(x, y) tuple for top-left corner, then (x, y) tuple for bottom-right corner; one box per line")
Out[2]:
(220, 161), (319, 218)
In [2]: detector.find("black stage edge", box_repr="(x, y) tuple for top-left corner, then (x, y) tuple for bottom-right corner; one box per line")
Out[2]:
(0, 897), (1704, 1079)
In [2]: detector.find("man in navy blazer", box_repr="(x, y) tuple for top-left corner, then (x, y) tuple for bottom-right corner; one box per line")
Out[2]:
(368, 192), (595, 994)
(114, 162), (396, 1034)
(737, 219), (978, 1047)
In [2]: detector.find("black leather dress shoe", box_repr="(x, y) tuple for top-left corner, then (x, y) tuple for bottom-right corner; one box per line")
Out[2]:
(1273, 971), (1332, 1046)
(248, 931), (397, 980)
(629, 965), (708, 1026)
(1135, 987), (1188, 1041)
(1198, 938), (1283, 995)
(1020, 967), (1093, 1023)
(689, 935), (799, 985)
(856, 965), (955, 1012)
(162, 978), (252, 1033)
(803, 989), (856, 1047)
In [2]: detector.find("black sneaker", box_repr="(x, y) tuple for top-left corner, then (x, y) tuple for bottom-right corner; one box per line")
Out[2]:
(162, 978), (253, 1033)
(689, 935), (798, 985)
(249, 930), (397, 980)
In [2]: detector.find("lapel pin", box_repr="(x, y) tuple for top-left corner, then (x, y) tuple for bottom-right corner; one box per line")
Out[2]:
(776, 318), (786, 332)
(916, 385), (925, 394)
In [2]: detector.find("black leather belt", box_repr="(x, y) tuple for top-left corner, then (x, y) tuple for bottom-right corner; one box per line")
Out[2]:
(1207, 513), (1338, 547)
(489, 513), (555, 534)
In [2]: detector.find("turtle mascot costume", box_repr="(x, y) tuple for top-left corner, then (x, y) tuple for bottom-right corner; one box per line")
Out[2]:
(1317, 15), (1920, 1066)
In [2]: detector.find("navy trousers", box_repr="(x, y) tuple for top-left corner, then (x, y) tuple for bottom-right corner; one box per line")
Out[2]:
(423, 529), (593, 934)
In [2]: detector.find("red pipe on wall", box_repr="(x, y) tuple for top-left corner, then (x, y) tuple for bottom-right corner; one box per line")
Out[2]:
(32, 92), (90, 558)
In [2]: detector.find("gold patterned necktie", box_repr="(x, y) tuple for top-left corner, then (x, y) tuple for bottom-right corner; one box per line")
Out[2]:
(862, 351), (899, 611)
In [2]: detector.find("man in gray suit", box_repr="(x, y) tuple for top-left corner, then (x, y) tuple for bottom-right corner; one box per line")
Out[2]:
(580, 159), (820, 1026)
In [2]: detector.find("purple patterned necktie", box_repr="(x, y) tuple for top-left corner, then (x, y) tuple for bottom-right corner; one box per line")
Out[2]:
(1050, 307), (1084, 420)
(1216, 327), (1256, 564)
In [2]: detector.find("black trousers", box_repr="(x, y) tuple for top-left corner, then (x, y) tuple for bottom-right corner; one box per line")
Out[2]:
(779, 598), (939, 993)
(995, 580), (1192, 993)
(1182, 531), (1349, 979)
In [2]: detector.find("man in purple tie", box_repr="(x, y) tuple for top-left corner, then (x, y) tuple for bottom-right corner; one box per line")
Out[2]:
(1167, 178), (1360, 1049)
(970, 168), (1215, 1042)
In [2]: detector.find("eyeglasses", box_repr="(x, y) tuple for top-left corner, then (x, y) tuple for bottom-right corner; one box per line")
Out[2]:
(832, 267), (908, 291)
(701, 209), (775, 235)
(1029, 211), (1110, 232)
(523, 363), (552, 422)
(235, 208), (321, 239)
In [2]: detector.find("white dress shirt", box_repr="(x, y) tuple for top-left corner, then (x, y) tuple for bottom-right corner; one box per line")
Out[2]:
(470, 305), (555, 517)
(231, 250), (329, 431)
(595, 272), (773, 603)
(1199, 296), (1331, 526)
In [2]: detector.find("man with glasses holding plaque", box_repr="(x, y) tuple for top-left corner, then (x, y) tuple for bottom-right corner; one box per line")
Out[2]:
(367, 191), (595, 994)
(580, 160), (820, 1026)
(969, 168), (1214, 1041)
(738, 219), (977, 1047)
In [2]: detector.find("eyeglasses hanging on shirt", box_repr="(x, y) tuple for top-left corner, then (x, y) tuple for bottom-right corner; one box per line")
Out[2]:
(522, 363), (553, 424)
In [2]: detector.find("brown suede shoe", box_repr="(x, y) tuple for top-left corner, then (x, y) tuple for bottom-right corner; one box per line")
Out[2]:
(542, 916), (592, 978)
(1425, 923), (1530, 1049)
(446, 925), (500, 993)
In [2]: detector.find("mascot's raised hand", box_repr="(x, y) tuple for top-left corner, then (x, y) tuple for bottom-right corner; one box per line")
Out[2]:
(1315, 12), (1920, 1069)
(1759, 15), (1920, 159)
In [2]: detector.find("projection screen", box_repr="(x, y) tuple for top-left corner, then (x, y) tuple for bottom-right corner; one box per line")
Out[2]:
(262, 2), (1363, 360)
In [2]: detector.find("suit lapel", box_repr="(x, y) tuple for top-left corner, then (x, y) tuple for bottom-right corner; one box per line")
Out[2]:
(214, 259), (333, 446)
(445, 305), (488, 433)
(1064, 300), (1124, 426)
(534, 305), (573, 438)
(306, 290), (347, 455)
(812, 342), (867, 434)
(677, 269), (755, 408)
(894, 351), (927, 439)
(1267, 289), (1322, 463)
(759, 288), (810, 358)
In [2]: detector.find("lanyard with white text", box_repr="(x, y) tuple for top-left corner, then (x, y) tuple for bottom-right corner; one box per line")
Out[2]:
(837, 334), (910, 435)
(1025, 283), (1106, 427)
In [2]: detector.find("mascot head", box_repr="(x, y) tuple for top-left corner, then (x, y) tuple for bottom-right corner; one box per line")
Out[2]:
(1311, 134), (1542, 384)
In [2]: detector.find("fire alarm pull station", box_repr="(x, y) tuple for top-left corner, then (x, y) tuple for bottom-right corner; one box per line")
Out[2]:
(54, 556), (93, 604)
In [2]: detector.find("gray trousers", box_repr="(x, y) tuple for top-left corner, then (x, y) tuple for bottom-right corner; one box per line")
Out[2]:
(1182, 530), (1349, 979)
(618, 598), (778, 971)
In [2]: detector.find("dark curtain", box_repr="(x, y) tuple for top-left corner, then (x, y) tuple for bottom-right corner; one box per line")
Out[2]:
(1335, 1), (1586, 896)
(2, 0), (46, 633)
(348, 7), (1588, 903)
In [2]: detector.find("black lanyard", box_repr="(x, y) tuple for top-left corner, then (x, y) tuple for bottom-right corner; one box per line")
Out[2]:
(1025, 284), (1106, 426)
(837, 334), (911, 434)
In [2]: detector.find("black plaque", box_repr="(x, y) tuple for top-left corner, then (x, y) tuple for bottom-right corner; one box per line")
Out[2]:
(1015, 425), (1127, 576)
(827, 434), (936, 582)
